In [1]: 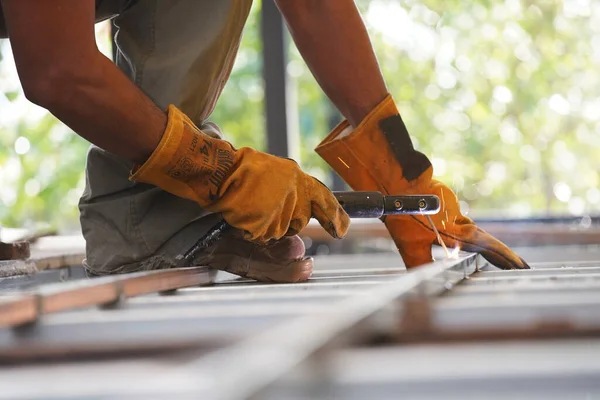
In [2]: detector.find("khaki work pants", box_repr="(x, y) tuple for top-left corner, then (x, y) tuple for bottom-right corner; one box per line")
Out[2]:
(79, 0), (253, 274)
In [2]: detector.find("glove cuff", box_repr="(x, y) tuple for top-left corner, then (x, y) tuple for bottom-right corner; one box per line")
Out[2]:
(130, 105), (235, 206)
(315, 93), (432, 194)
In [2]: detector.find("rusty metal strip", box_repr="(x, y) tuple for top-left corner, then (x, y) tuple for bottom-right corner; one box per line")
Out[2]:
(379, 299), (600, 344)
(160, 254), (480, 399)
(300, 220), (600, 246)
(0, 267), (212, 328)
(392, 323), (600, 344)
(34, 253), (85, 271)
(0, 241), (30, 261)
(0, 254), (84, 280)
(0, 295), (38, 327)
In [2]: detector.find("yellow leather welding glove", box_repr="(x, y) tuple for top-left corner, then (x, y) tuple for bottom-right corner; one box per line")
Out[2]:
(316, 94), (529, 270)
(131, 105), (349, 243)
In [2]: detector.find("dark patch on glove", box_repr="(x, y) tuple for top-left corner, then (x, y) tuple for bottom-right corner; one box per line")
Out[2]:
(379, 114), (432, 181)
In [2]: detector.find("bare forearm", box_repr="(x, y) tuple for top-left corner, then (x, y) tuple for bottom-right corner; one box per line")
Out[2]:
(276, 0), (387, 127)
(44, 53), (165, 164)
(2, 0), (165, 164)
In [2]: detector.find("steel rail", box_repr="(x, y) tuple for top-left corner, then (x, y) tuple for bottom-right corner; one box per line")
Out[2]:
(0, 267), (212, 328)
(299, 219), (600, 247)
(147, 253), (481, 400)
(0, 253), (84, 278)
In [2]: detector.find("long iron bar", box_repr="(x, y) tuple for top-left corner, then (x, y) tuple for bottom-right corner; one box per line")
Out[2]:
(4, 256), (600, 399)
(0, 267), (212, 328)
(159, 254), (480, 399)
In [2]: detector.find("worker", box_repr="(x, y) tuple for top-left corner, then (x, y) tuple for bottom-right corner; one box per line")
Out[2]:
(0, 1), (529, 283)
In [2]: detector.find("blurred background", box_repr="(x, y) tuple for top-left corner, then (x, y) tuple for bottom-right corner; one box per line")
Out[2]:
(1, 0), (599, 234)
(1, 4), (600, 396)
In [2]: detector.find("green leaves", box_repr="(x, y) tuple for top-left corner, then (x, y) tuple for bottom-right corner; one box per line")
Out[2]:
(1, 0), (599, 231)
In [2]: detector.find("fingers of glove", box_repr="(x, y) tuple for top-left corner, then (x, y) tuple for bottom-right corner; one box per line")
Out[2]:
(309, 177), (348, 235)
(455, 226), (530, 270)
(286, 217), (306, 237)
(518, 256), (531, 269)
(430, 181), (475, 225)
(246, 211), (304, 244)
(241, 226), (268, 244)
(420, 182), (526, 269)
(311, 200), (350, 239)
(308, 177), (350, 239)
(225, 211), (275, 245)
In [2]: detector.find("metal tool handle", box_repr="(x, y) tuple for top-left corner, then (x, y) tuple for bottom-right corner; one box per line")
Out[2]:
(177, 191), (440, 267)
(335, 192), (440, 217)
(175, 220), (232, 267)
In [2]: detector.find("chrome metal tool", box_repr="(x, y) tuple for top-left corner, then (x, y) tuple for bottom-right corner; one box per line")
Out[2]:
(176, 191), (440, 267)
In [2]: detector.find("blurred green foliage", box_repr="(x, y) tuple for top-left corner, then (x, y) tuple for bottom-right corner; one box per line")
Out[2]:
(1, 0), (599, 231)
(297, 0), (600, 219)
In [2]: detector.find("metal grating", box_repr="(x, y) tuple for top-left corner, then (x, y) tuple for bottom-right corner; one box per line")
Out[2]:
(0, 249), (599, 399)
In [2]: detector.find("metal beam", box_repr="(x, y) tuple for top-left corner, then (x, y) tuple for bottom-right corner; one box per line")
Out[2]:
(0, 241), (29, 261)
(261, 0), (290, 158)
(162, 254), (480, 399)
(0, 267), (212, 328)
(270, 341), (600, 399)
(327, 102), (347, 191)
(6, 253), (600, 398)
(298, 219), (600, 248)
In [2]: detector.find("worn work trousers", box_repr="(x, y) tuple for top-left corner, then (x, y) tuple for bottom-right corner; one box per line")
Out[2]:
(78, 0), (253, 274)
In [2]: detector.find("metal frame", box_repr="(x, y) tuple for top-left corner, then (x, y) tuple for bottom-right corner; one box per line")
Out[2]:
(260, 1), (347, 190)
(327, 102), (348, 190)
(299, 219), (600, 248)
(175, 254), (479, 399)
(261, 0), (290, 158)
(3, 251), (600, 398)
(0, 267), (212, 328)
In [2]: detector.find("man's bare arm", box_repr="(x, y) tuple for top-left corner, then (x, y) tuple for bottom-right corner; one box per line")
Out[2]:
(274, 0), (388, 128)
(1, 0), (165, 163)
